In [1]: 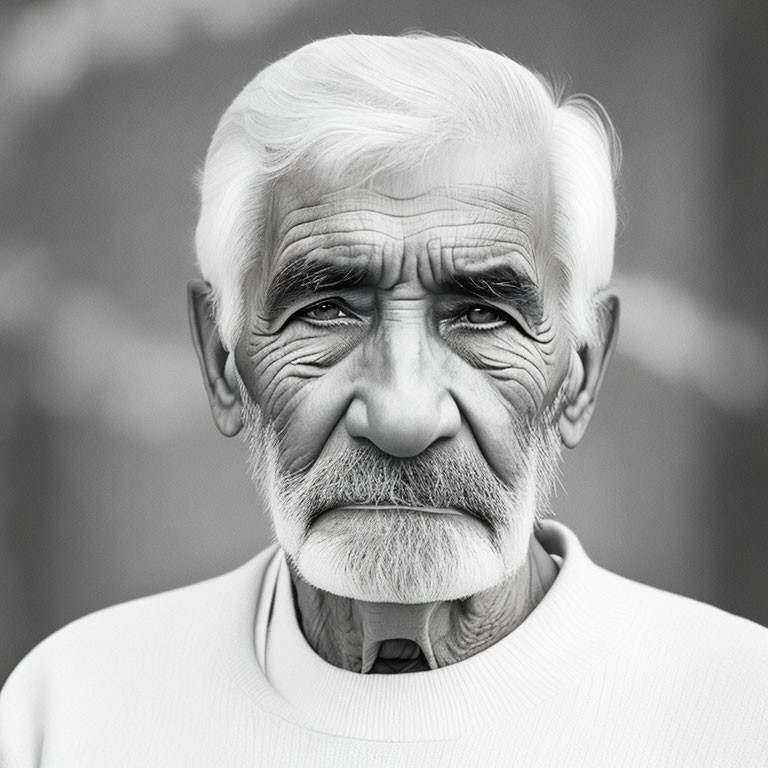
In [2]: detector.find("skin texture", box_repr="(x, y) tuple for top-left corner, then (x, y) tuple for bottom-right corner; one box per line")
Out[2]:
(189, 145), (619, 673)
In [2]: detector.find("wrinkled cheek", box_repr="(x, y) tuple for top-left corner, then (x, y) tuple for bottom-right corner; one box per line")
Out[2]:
(486, 368), (547, 423)
(239, 334), (356, 475)
(482, 339), (568, 425)
(241, 332), (327, 410)
(451, 337), (549, 417)
(457, 359), (559, 487)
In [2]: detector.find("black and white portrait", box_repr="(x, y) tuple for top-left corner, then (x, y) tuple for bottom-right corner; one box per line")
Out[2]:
(1, 1), (766, 765)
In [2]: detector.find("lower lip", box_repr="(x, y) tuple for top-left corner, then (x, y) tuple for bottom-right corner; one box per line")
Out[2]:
(329, 505), (464, 517)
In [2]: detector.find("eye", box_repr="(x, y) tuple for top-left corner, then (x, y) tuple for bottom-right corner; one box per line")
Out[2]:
(462, 305), (507, 326)
(300, 300), (352, 322)
(447, 303), (531, 335)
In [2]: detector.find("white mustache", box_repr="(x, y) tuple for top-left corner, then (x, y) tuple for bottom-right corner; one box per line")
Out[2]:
(281, 440), (540, 534)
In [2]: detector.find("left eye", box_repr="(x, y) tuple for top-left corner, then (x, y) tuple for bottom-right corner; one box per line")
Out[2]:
(302, 301), (350, 321)
(463, 306), (505, 325)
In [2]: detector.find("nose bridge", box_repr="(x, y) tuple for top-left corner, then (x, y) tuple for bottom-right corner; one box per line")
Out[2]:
(384, 317), (431, 392)
(346, 317), (461, 457)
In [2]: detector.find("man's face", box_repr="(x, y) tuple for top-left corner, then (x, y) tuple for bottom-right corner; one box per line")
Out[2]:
(234, 147), (572, 602)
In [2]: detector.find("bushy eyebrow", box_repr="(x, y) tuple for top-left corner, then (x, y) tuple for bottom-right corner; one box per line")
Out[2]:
(265, 257), (544, 326)
(265, 258), (369, 317)
(443, 266), (544, 326)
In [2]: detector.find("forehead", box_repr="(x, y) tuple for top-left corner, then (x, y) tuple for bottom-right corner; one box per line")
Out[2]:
(263, 145), (550, 285)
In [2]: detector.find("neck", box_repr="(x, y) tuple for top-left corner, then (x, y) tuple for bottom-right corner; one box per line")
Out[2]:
(290, 532), (558, 673)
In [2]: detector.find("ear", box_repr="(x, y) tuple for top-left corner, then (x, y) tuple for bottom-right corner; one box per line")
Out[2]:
(558, 294), (619, 449)
(187, 280), (242, 437)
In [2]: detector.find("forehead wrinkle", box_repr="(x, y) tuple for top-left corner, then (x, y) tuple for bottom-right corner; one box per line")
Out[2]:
(276, 204), (493, 253)
(400, 219), (536, 257)
(268, 174), (542, 250)
(270, 212), (540, 294)
(276, 234), (391, 269)
(453, 184), (540, 215)
(448, 240), (538, 277)
(272, 189), (461, 240)
(401, 214), (539, 291)
(271, 208), (415, 270)
(276, 181), (538, 228)
(263, 168), (548, 291)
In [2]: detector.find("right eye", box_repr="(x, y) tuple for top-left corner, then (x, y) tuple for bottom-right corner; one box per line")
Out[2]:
(299, 301), (353, 323)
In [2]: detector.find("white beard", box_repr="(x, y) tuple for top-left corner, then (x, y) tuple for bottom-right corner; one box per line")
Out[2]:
(240, 390), (562, 603)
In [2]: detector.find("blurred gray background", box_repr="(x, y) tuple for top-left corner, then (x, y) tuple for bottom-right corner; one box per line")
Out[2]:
(1, 0), (766, 686)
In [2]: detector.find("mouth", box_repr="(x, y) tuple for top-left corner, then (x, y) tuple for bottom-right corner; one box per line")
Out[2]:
(331, 504), (465, 516)
(311, 504), (467, 523)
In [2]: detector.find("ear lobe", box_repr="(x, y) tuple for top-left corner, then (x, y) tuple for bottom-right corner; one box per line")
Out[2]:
(187, 280), (243, 437)
(558, 294), (619, 449)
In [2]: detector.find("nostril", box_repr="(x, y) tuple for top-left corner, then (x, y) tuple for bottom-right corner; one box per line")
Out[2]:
(344, 398), (370, 440)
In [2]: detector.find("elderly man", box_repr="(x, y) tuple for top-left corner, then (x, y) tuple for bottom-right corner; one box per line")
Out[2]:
(1, 33), (767, 767)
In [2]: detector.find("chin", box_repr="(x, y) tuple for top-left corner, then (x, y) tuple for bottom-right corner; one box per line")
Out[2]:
(290, 509), (532, 603)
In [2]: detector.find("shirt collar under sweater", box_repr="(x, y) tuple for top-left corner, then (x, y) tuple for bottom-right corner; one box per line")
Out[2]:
(244, 521), (635, 741)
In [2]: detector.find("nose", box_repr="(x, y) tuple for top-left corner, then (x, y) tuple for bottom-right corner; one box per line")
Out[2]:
(345, 325), (461, 457)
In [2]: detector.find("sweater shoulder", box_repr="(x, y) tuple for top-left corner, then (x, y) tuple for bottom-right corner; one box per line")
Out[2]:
(0, 546), (279, 724)
(596, 563), (768, 686)
(19, 544), (277, 656)
(543, 521), (768, 668)
(604, 564), (768, 638)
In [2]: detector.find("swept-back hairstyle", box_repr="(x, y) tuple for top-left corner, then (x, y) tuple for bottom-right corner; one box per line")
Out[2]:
(195, 33), (620, 350)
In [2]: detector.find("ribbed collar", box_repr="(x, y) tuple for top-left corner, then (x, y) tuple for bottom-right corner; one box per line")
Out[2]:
(234, 521), (633, 741)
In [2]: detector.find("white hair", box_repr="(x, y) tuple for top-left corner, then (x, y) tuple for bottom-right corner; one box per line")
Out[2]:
(195, 33), (620, 350)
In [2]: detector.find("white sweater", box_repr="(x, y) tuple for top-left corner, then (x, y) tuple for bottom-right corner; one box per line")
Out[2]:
(1, 521), (767, 767)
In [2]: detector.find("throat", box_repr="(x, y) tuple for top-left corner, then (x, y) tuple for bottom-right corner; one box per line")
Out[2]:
(356, 601), (446, 673)
(289, 535), (557, 673)
(289, 581), (449, 672)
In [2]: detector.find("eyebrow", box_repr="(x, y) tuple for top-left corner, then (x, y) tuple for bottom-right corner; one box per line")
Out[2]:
(264, 258), (370, 318)
(444, 265), (544, 326)
(264, 257), (544, 326)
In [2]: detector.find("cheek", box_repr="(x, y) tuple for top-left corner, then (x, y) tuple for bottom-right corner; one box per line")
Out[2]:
(237, 323), (360, 472)
(449, 335), (565, 482)
(448, 331), (552, 414)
